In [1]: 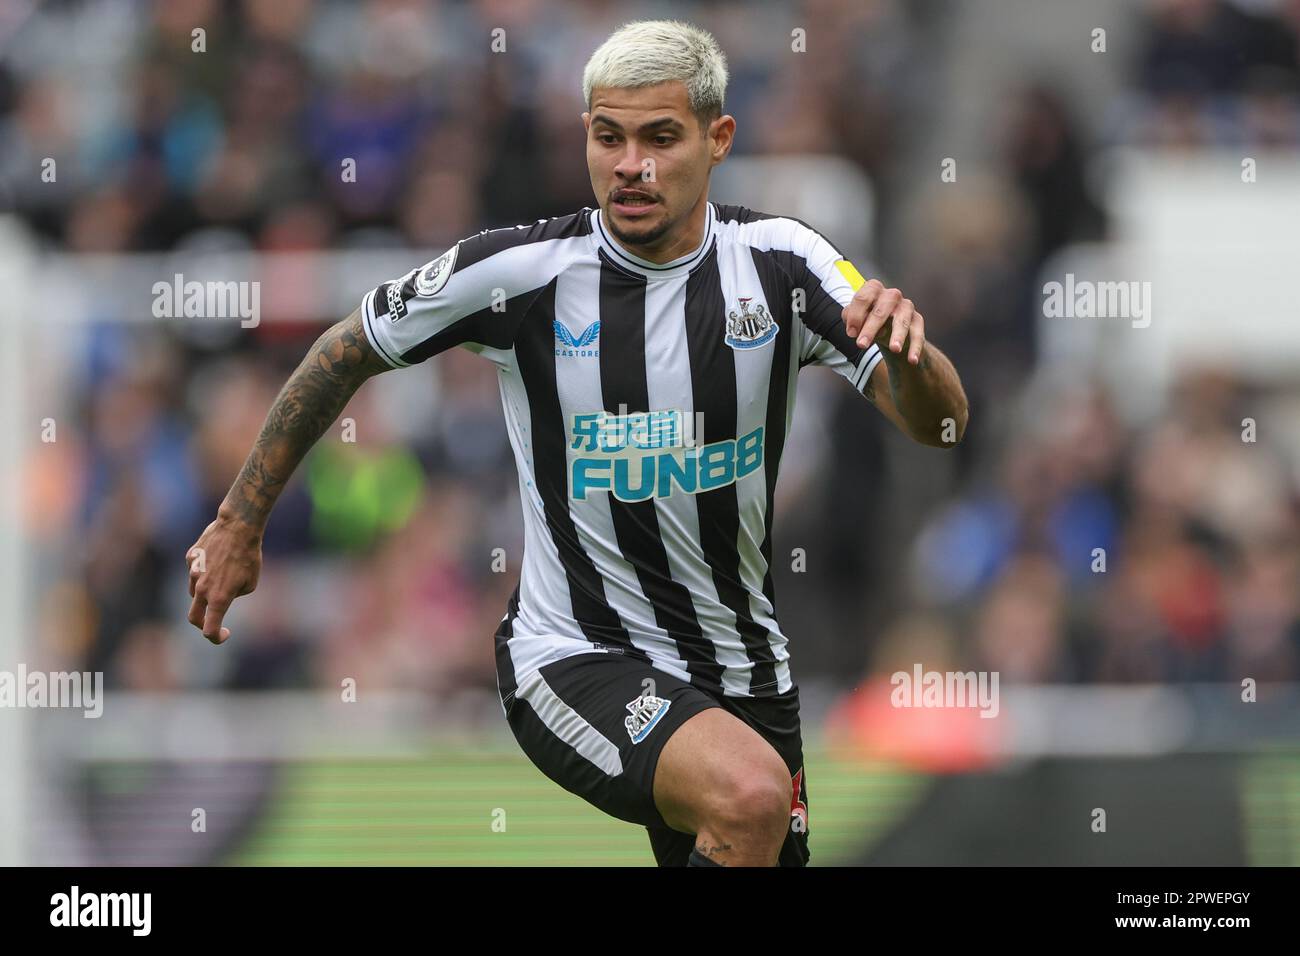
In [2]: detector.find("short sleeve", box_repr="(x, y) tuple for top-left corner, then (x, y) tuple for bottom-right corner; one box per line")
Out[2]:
(359, 227), (554, 369)
(791, 226), (883, 397)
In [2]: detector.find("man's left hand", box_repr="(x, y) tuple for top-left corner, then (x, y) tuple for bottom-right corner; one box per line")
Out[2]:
(842, 279), (926, 365)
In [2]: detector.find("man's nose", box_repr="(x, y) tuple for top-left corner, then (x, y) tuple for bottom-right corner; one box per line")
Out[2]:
(613, 144), (645, 181)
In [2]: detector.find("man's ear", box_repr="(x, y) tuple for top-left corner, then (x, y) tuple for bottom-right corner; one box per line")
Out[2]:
(582, 111), (591, 132)
(709, 115), (736, 166)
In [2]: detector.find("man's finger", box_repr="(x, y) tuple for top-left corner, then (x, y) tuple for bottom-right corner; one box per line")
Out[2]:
(188, 594), (207, 629)
(189, 568), (201, 598)
(857, 288), (901, 348)
(843, 280), (882, 337)
(907, 312), (926, 364)
(888, 300), (915, 353)
(202, 601), (230, 645)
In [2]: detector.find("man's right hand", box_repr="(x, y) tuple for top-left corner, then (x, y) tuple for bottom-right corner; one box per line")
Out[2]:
(186, 511), (263, 645)
(182, 307), (387, 645)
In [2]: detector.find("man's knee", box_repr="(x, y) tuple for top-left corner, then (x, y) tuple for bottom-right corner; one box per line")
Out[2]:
(653, 707), (791, 842)
(700, 749), (790, 839)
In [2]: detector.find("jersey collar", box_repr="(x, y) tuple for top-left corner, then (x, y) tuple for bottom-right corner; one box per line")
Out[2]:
(590, 201), (716, 280)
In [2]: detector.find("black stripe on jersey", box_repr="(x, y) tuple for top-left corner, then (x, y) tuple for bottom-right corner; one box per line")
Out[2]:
(684, 254), (780, 692)
(370, 278), (531, 356)
(362, 289), (405, 367)
(595, 260), (729, 690)
(749, 246), (798, 620)
(791, 256), (864, 366)
(749, 248), (855, 369)
(494, 583), (523, 710)
(514, 279), (637, 653)
(712, 203), (849, 261)
(711, 204), (765, 227)
(454, 210), (594, 272)
(398, 296), (532, 364)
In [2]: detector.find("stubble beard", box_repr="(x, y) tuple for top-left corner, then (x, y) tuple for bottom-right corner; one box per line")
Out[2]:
(604, 203), (675, 250)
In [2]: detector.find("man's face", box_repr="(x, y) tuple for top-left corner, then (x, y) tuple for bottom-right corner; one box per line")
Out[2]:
(583, 81), (733, 251)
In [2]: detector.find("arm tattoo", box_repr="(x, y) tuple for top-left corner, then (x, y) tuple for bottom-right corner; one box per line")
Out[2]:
(221, 308), (390, 529)
(865, 343), (927, 407)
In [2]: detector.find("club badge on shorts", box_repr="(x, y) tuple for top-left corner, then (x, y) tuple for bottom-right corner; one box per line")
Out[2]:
(624, 693), (671, 744)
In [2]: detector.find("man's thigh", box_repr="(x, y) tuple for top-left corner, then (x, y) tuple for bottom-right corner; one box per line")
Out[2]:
(504, 649), (720, 829)
(647, 687), (810, 867)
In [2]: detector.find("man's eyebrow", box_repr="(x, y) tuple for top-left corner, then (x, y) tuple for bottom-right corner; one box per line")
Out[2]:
(640, 117), (687, 133)
(591, 114), (687, 134)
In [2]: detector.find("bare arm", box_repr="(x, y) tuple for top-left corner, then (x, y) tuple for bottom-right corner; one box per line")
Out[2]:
(220, 307), (389, 526)
(864, 340), (969, 448)
(844, 278), (969, 448)
(186, 307), (391, 643)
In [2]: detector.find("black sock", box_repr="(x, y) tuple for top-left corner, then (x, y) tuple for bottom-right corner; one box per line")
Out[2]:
(688, 847), (722, 867)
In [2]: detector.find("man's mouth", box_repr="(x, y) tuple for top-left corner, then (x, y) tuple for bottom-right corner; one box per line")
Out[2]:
(611, 190), (659, 215)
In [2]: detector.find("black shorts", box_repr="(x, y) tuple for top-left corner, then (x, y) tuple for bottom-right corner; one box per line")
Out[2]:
(500, 647), (811, 867)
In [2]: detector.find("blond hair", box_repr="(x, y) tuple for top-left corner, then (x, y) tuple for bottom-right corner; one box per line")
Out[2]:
(582, 20), (729, 123)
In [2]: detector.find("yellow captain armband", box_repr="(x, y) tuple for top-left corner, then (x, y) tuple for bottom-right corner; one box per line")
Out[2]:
(833, 259), (867, 291)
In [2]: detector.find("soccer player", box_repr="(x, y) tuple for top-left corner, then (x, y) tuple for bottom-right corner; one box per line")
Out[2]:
(185, 19), (968, 866)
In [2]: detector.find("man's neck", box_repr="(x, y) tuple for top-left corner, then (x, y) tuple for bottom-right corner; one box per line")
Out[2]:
(603, 196), (710, 264)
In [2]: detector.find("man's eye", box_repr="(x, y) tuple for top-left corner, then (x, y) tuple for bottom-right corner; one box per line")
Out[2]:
(598, 133), (619, 144)
(653, 136), (675, 146)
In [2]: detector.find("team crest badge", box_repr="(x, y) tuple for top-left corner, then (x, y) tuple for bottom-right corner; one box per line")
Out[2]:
(725, 297), (777, 349)
(414, 244), (458, 297)
(624, 693), (671, 744)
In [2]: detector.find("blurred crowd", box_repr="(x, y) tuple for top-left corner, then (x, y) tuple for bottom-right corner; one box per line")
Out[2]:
(4, 0), (1298, 705)
(1128, 0), (1300, 147)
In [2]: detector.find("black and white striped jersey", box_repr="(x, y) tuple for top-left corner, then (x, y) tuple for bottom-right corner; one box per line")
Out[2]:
(359, 201), (883, 701)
